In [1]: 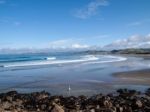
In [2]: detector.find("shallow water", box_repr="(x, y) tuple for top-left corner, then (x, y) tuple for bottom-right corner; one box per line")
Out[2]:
(0, 53), (150, 96)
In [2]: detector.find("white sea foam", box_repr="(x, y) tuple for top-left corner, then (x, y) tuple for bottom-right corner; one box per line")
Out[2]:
(46, 57), (56, 60)
(83, 56), (127, 64)
(82, 55), (99, 60)
(4, 55), (126, 68)
(4, 55), (98, 67)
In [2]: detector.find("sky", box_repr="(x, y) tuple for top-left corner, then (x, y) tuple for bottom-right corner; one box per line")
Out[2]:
(0, 0), (150, 50)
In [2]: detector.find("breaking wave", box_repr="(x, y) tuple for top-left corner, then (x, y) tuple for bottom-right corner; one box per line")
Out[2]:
(3, 55), (126, 68)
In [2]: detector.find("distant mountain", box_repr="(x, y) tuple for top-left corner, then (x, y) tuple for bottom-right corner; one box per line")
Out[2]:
(83, 48), (150, 55)
(1, 48), (150, 55)
(111, 48), (150, 54)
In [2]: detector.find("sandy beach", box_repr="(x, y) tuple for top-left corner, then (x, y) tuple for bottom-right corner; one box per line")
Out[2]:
(113, 69), (150, 85)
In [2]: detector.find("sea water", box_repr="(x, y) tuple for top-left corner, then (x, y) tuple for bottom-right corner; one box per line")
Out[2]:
(0, 52), (149, 95)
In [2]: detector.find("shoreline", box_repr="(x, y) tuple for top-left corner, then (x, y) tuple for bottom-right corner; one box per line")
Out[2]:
(0, 54), (150, 96)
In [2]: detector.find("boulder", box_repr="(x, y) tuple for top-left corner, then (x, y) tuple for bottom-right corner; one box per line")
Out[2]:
(51, 104), (64, 112)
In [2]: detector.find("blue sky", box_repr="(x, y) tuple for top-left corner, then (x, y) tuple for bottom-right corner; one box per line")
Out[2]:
(0, 0), (150, 49)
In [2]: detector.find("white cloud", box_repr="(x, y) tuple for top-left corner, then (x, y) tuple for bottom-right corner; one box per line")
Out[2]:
(74, 0), (109, 19)
(48, 39), (89, 49)
(71, 43), (89, 49)
(49, 39), (72, 49)
(104, 34), (150, 49)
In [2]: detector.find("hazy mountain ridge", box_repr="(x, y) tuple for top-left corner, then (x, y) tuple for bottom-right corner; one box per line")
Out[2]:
(84, 48), (150, 55)
(1, 48), (150, 55)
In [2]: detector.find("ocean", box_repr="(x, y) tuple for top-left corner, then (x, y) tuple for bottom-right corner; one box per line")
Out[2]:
(0, 52), (149, 95)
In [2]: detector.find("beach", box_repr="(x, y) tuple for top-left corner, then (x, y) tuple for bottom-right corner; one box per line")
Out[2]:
(0, 53), (150, 96)
(1, 0), (150, 111)
(0, 54), (150, 111)
(113, 69), (150, 85)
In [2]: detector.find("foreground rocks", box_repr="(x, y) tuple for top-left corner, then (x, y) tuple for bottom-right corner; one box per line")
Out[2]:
(0, 89), (150, 112)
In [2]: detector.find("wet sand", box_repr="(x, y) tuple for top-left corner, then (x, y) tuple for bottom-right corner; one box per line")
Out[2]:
(113, 69), (150, 85)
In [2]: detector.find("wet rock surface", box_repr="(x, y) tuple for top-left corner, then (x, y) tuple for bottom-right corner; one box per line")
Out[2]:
(0, 89), (150, 112)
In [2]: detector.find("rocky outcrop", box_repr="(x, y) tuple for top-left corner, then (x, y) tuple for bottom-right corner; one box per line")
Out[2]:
(0, 89), (150, 112)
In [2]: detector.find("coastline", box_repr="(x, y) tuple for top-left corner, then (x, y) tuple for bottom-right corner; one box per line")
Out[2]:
(0, 54), (150, 96)
(0, 55), (150, 111)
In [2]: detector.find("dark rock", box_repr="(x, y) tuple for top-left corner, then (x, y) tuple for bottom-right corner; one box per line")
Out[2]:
(0, 89), (149, 112)
(146, 88), (150, 96)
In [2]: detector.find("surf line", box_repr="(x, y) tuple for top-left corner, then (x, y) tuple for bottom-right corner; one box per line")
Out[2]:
(4, 55), (99, 68)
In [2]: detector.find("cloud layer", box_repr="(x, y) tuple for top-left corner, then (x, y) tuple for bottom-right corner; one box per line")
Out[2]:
(104, 34), (150, 50)
(48, 39), (89, 49)
(1, 34), (150, 54)
(74, 0), (109, 19)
